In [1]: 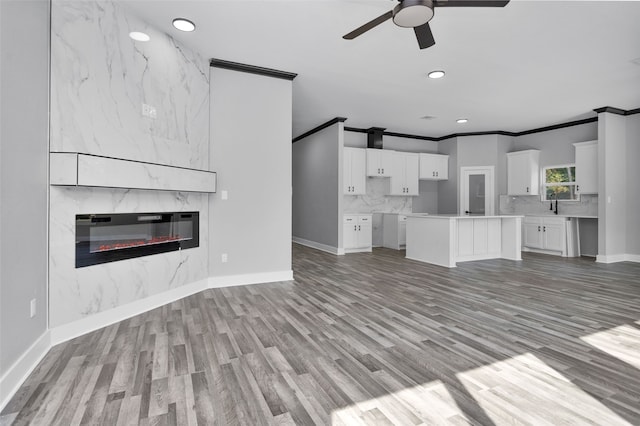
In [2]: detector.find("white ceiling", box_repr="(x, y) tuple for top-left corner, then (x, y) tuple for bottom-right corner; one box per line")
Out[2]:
(122, 0), (640, 139)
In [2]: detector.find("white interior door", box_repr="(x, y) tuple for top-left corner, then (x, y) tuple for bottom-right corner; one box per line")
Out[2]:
(460, 166), (495, 216)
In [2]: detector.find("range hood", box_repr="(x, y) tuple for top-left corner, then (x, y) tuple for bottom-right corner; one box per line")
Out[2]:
(367, 127), (386, 149)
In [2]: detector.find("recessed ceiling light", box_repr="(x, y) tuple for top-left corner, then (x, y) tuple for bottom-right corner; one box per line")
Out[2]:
(172, 18), (196, 32)
(129, 31), (150, 42)
(428, 70), (445, 79)
(456, 118), (468, 124)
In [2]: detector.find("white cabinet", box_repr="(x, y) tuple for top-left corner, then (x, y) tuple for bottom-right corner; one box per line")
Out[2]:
(419, 153), (449, 180)
(390, 152), (419, 196)
(343, 215), (372, 253)
(457, 218), (502, 261)
(507, 150), (540, 195)
(522, 216), (578, 257)
(574, 141), (598, 194)
(343, 147), (366, 195)
(382, 213), (408, 250)
(366, 149), (394, 177)
(523, 218), (543, 249)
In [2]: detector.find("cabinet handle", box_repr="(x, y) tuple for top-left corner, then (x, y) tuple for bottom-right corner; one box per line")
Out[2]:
(358, 225), (361, 231)
(543, 226), (546, 232)
(378, 168), (380, 174)
(526, 186), (529, 193)
(432, 171), (435, 177)
(354, 225), (357, 231)
(538, 226), (541, 232)
(577, 185), (580, 192)
(382, 168), (384, 174)
(436, 171), (438, 177)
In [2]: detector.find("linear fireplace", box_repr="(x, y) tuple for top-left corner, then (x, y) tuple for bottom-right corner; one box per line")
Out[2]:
(76, 212), (199, 267)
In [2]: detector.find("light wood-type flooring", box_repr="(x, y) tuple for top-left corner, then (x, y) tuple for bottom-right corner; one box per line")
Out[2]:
(2, 245), (640, 425)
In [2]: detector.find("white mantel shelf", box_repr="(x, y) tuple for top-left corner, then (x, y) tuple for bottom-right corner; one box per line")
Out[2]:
(50, 152), (216, 193)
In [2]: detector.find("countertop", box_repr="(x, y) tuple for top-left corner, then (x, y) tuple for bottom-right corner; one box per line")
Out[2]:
(406, 214), (524, 219)
(522, 214), (598, 219)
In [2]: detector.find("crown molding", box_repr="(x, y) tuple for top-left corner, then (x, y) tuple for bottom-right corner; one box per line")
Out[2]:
(209, 58), (297, 81)
(295, 106), (639, 143)
(292, 117), (347, 143)
(594, 106), (640, 116)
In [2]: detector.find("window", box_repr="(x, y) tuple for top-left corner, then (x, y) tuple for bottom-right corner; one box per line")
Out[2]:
(543, 165), (578, 201)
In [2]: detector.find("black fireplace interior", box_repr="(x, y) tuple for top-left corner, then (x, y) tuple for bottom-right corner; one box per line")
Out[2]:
(76, 212), (199, 268)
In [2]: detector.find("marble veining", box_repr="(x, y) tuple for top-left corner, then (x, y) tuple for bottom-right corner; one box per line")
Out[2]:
(344, 178), (412, 214)
(48, 0), (212, 328)
(49, 187), (209, 327)
(50, 0), (209, 169)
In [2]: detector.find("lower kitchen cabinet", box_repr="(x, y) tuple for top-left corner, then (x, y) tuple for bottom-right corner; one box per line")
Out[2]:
(382, 213), (408, 250)
(523, 216), (578, 257)
(343, 214), (372, 253)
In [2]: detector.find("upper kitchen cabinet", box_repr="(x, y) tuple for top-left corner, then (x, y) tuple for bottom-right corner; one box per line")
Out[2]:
(389, 152), (419, 196)
(343, 147), (366, 195)
(419, 153), (449, 180)
(507, 150), (540, 195)
(573, 141), (598, 194)
(366, 149), (394, 177)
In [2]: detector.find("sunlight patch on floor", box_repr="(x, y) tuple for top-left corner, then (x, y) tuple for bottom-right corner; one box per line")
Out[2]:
(330, 378), (467, 425)
(456, 352), (633, 426)
(580, 322), (640, 370)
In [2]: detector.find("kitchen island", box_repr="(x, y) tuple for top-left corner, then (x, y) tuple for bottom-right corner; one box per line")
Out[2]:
(406, 214), (523, 268)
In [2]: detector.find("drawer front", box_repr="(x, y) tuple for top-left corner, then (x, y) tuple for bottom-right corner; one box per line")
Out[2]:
(358, 215), (372, 224)
(524, 216), (543, 224)
(542, 217), (566, 225)
(344, 215), (358, 224)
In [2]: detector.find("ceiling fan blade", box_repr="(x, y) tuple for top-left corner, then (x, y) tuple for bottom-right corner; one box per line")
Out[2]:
(343, 10), (393, 40)
(433, 0), (509, 6)
(414, 22), (436, 49)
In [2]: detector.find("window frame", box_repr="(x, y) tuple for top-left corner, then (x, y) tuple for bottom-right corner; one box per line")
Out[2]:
(541, 163), (579, 202)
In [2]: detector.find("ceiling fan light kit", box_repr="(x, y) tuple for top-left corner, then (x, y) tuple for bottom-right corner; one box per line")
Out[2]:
(392, 0), (434, 28)
(343, 0), (510, 50)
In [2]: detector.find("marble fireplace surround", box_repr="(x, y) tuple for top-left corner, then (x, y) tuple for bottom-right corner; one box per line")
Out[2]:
(48, 0), (215, 341)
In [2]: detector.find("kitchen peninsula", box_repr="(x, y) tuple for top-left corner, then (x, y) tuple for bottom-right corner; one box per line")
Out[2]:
(406, 214), (523, 268)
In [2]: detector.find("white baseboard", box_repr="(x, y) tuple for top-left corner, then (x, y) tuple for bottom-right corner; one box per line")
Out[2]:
(597, 253), (640, 263)
(344, 247), (373, 254)
(209, 270), (293, 288)
(625, 254), (640, 263)
(50, 278), (209, 345)
(292, 237), (342, 255)
(0, 330), (51, 412)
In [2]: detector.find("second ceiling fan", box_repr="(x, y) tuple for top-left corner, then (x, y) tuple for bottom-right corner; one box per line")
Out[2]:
(343, 0), (510, 50)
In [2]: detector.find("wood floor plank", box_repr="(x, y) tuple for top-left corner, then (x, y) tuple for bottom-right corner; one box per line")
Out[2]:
(3, 246), (640, 425)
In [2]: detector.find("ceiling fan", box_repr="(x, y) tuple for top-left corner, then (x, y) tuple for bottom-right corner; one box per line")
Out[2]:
(343, 0), (510, 50)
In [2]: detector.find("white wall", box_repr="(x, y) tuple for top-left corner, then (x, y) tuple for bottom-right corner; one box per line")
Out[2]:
(598, 112), (627, 261)
(457, 134), (513, 215)
(292, 123), (341, 248)
(0, 0), (49, 378)
(209, 67), (293, 277)
(437, 137), (458, 214)
(513, 122), (598, 169)
(626, 114), (640, 256)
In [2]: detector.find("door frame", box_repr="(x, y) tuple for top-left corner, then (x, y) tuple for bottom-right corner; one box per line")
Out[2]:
(459, 166), (495, 216)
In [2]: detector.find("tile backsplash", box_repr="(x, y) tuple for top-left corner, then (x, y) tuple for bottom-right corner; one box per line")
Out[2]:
(500, 194), (598, 217)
